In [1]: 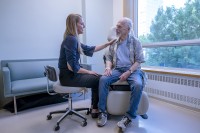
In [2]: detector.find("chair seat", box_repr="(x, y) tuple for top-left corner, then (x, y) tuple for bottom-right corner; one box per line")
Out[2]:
(53, 81), (86, 94)
(111, 80), (130, 91)
(107, 80), (149, 116)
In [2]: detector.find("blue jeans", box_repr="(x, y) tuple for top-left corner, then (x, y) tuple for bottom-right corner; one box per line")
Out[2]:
(98, 67), (143, 119)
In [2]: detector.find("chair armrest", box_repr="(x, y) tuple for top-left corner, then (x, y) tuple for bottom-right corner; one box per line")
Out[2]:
(2, 67), (12, 97)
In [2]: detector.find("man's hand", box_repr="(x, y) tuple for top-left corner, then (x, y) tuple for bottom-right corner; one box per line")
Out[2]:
(103, 68), (112, 76)
(119, 71), (131, 81)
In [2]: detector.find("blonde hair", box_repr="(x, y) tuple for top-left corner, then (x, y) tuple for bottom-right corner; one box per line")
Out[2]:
(63, 13), (83, 54)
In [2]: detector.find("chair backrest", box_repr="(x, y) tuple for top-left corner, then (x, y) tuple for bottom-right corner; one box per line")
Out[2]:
(44, 65), (57, 82)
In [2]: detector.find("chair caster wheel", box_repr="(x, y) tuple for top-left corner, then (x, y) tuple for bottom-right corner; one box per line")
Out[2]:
(47, 115), (52, 120)
(54, 125), (60, 131)
(81, 121), (87, 127)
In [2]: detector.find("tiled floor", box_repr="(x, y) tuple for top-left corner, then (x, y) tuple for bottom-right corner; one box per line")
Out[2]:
(0, 97), (200, 133)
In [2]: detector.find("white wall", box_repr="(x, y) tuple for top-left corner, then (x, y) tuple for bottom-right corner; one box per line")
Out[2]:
(0, 0), (123, 107)
(84, 0), (123, 74)
(84, 0), (113, 74)
(0, 0), (82, 60)
(113, 0), (123, 26)
(0, 0), (83, 107)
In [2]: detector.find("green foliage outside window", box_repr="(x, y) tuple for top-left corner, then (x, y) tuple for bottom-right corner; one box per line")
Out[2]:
(140, 0), (200, 70)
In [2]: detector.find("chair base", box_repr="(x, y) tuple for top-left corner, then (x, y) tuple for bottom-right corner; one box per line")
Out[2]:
(47, 107), (89, 131)
(47, 95), (90, 131)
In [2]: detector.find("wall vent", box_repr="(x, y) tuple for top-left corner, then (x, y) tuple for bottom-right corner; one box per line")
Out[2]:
(147, 73), (200, 88)
(145, 72), (200, 111)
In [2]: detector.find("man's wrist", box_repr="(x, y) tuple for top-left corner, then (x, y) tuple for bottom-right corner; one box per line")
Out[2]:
(105, 67), (111, 70)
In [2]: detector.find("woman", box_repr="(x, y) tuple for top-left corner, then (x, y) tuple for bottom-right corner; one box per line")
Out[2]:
(58, 13), (115, 118)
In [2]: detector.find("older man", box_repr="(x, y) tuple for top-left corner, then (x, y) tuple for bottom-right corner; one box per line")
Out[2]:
(97, 17), (146, 130)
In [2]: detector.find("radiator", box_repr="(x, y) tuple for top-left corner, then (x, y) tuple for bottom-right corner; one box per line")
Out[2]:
(144, 72), (200, 111)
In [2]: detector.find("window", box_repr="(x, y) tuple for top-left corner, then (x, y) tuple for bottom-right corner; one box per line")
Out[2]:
(137, 0), (200, 70)
(143, 45), (200, 69)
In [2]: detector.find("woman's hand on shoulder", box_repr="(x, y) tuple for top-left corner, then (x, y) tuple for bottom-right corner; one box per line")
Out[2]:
(107, 39), (117, 46)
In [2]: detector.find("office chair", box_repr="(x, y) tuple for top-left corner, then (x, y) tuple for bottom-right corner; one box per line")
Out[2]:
(44, 65), (90, 131)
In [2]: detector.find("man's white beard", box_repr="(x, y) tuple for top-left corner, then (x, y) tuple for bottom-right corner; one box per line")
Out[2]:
(107, 26), (118, 41)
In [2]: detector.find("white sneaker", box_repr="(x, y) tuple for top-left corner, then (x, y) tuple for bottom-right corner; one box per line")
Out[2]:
(97, 112), (107, 127)
(117, 116), (132, 131)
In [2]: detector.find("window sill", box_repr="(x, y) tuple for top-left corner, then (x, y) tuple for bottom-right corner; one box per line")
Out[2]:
(142, 66), (200, 78)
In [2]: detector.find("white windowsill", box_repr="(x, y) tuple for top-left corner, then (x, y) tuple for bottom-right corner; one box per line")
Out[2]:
(142, 66), (200, 78)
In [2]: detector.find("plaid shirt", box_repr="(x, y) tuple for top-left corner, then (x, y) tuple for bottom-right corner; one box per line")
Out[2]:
(105, 34), (145, 68)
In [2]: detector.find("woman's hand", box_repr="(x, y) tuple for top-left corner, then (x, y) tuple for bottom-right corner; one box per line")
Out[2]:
(88, 70), (99, 76)
(107, 39), (117, 46)
(94, 39), (117, 52)
(77, 68), (99, 76)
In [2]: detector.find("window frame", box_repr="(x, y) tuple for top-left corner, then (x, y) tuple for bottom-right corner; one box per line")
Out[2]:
(133, 0), (200, 72)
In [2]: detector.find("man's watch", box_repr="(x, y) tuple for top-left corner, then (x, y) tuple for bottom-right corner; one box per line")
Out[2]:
(128, 69), (133, 74)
